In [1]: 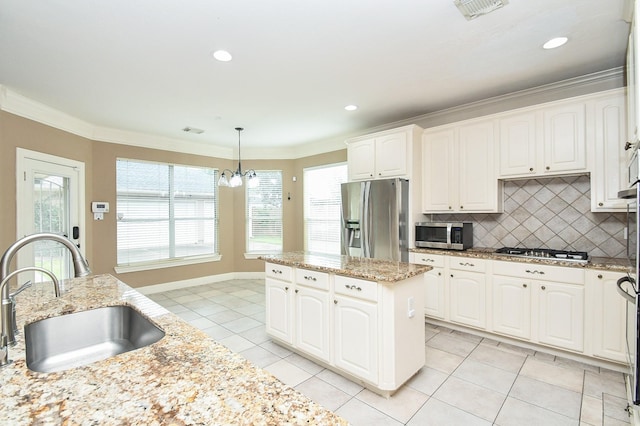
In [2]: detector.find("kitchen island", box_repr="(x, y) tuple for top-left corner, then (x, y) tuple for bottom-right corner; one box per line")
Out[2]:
(0, 274), (347, 425)
(260, 252), (431, 397)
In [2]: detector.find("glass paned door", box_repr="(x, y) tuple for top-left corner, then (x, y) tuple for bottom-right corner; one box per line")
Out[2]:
(16, 149), (85, 283)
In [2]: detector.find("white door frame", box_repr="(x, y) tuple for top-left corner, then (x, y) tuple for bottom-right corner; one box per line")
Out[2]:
(15, 148), (86, 268)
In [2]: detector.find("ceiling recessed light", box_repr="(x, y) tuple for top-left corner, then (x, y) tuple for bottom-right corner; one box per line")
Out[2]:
(543, 37), (568, 50)
(212, 50), (233, 62)
(344, 105), (358, 111)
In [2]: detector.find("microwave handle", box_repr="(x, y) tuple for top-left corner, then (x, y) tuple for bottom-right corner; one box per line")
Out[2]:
(617, 276), (637, 303)
(446, 223), (452, 248)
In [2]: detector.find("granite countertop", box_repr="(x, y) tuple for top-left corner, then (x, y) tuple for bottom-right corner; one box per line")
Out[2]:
(0, 274), (348, 425)
(410, 247), (631, 273)
(260, 252), (432, 283)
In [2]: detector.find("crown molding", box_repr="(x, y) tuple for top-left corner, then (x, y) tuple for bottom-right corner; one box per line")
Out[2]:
(0, 67), (625, 160)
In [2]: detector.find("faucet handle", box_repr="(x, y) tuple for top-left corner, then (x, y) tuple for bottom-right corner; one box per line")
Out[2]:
(0, 333), (10, 367)
(9, 280), (32, 299)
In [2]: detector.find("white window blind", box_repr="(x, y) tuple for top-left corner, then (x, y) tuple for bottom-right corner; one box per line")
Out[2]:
(246, 170), (283, 253)
(303, 163), (348, 255)
(116, 159), (219, 266)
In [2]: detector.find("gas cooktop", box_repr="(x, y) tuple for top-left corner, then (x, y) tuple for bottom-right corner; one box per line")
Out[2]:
(494, 247), (590, 263)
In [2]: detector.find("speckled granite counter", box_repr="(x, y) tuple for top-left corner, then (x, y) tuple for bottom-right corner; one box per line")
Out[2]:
(260, 252), (432, 282)
(0, 274), (347, 425)
(410, 247), (631, 273)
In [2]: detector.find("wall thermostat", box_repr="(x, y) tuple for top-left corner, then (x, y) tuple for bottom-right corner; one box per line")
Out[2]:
(92, 202), (109, 213)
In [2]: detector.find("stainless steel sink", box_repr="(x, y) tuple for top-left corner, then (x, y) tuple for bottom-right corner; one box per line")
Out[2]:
(24, 305), (165, 373)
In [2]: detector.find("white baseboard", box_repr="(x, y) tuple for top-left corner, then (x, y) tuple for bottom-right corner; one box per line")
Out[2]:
(137, 272), (265, 295)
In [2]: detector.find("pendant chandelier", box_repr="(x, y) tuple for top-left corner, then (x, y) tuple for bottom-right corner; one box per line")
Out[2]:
(218, 127), (258, 188)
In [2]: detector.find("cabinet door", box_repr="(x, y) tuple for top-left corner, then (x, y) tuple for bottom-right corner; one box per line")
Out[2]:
(422, 129), (456, 212)
(348, 138), (376, 181)
(295, 286), (331, 362)
(537, 281), (584, 352)
(333, 294), (378, 383)
(376, 132), (408, 178)
(265, 278), (294, 344)
(458, 120), (499, 212)
(543, 103), (587, 174)
(499, 112), (537, 177)
(424, 267), (446, 319)
(492, 276), (531, 340)
(591, 94), (627, 211)
(589, 271), (627, 363)
(449, 270), (486, 329)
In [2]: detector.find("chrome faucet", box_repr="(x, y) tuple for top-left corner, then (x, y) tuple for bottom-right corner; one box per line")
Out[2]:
(0, 233), (91, 346)
(0, 266), (60, 367)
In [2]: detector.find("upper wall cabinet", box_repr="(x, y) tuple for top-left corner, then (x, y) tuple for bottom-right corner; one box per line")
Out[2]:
(422, 119), (503, 213)
(346, 125), (423, 181)
(498, 100), (587, 179)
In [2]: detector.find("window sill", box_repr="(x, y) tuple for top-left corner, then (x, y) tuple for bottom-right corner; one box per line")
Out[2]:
(244, 252), (281, 260)
(114, 254), (222, 274)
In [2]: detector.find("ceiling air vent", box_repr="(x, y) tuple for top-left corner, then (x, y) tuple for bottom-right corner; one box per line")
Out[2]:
(454, 0), (509, 20)
(182, 126), (204, 134)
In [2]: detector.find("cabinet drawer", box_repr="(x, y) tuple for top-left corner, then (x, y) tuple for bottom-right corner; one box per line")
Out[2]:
(295, 269), (330, 291)
(411, 253), (445, 268)
(449, 257), (487, 273)
(265, 263), (293, 281)
(493, 260), (584, 284)
(334, 275), (378, 302)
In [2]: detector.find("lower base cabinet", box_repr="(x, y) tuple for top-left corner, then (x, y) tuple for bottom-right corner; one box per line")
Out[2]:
(536, 281), (584, 352)
(587, 270), (627, 363)
(492, 276), (532, 340)
(265, 262), (425, 395)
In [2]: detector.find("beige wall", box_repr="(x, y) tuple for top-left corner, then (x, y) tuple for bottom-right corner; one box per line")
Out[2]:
(1, 111), (347, 288)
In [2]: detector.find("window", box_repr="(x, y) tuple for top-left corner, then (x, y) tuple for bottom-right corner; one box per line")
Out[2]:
(116, 159), (219, 266)
(303, 163), (348, 255)
(246, 170), (283, 253)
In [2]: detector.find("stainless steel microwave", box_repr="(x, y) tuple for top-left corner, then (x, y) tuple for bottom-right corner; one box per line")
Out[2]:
(415, 222), (473, 250)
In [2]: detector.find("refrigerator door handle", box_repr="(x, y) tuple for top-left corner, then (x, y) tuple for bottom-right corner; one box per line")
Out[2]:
(362, 181), (371, 258)
(617, 275), (637, 304)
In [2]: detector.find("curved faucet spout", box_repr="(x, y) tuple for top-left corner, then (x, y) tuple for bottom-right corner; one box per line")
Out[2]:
(0, 233), (91, 346)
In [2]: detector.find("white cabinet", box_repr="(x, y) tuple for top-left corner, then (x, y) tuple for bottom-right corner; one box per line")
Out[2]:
(333, 277), (378, 384)
(497, 101), (587, 179)
(492, 275), (531, 340)
(422, 120), (502, 213)
(587, 270), (627, 363)
(591, 91), (628, 212)
(265, 263), (294, 344)
(410, 252), (446, 319)
(448, 257), (487, 329)
(346, 125), (421, 181)
(492, 261), (585, 353)
(295, 269), (331, 363)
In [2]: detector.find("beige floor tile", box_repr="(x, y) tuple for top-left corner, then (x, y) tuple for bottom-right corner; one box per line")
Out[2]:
(427, 332), (478, 357)
(335, 398), (403, 426)
(468, 343), (526, 374)
(425, 346), (465, 374)
(453, 358), (517, 394)
(407, 398), (491, 426)
(495, 396), (577, 426)
(315, 369), (364, 396)
(264, 359), (312, 387)
(433, 376), (506, 422)
(584, 370), (628, 399)
(239, 345), (281, 368)
(603, 393), (632, 424)
(295, 377), (352, 412)
(217, 334), (255, 353)
(581, 394), (603, 425)
(519, 356), (584, 393)
(405, 366), (449, 396)
(356, 386), (428, 424)
(284, 353), (325, 375)
(509, 376), (582, 419)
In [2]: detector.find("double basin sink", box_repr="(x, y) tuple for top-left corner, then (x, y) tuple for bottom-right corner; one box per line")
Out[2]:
(24, 305), (165, 373)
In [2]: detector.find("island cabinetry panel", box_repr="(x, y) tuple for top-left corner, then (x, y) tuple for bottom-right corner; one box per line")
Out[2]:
(422, 119), (502, 213)
(586, 270), (627, 363)
(448, 257), (487, 329)
(346, 125), (422, 182)
(295, 269), (331, 363)
(265, 263), (294, 344)
(264, 261), (425, 395)
(333, 276), (378, 384)
(410, 253), (446, 319)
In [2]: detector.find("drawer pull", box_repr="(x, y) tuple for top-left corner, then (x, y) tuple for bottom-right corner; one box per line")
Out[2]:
(304, 275), (317, 281)
(345, 284), (362, 291)
(525, 269), (545, 275)
(421, 258), (435, 263)
(459, 262), (475, 267)
(272, 269), (282, 274)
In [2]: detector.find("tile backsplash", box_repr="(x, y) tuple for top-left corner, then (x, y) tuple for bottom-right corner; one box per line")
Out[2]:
(429, 175), (628, 258)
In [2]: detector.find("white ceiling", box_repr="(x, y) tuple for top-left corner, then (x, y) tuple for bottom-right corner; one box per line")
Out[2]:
(0, 0), (632, 154)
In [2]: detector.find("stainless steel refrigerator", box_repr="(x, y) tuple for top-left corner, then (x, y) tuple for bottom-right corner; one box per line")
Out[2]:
(341, 178), (409, 262)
